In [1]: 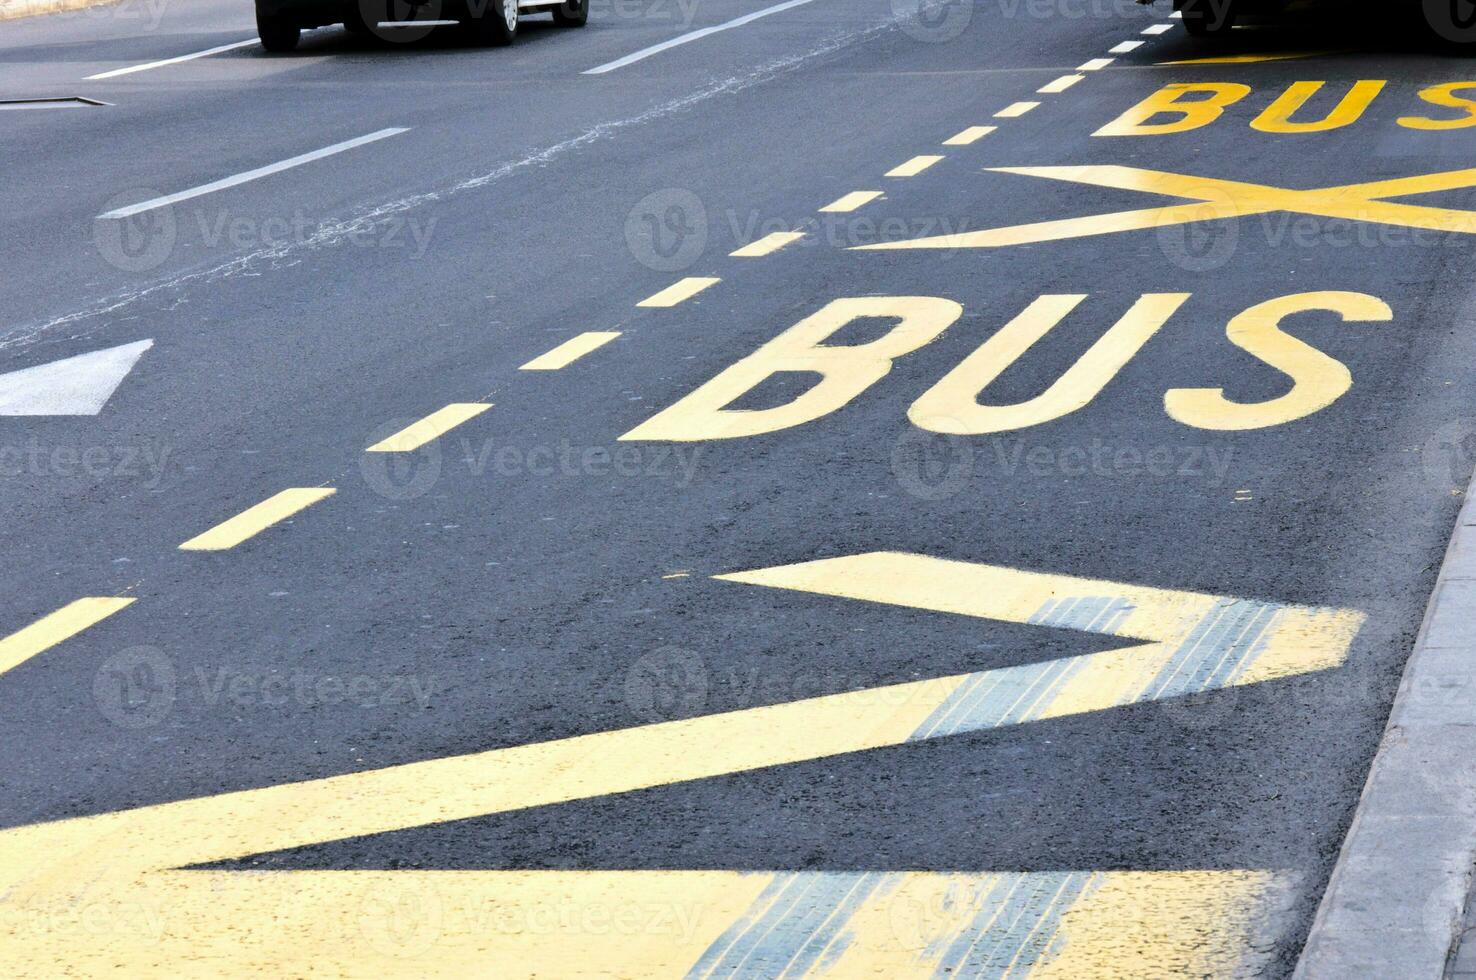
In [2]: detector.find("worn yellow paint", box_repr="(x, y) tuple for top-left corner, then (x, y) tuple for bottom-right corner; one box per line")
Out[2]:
(178, 488), (336, 551)
(1240, 603), (1365, 682)
(0, 867), (1286, 977)
(995, 100), (1040, 118)
(1158, 51), (1337, 65)
(0, 560), (1354, 864)
(0, 553), (1354, 975)
(365, 404), (492, 452)
(943, 125), (996, 145)
(1030, 872), (1285, 977)
(620, 296), (962, 441)
(637, 277), (721, 308)
(519, 332), (621, 371)
(819, 190), (882, 213)
(729, 230), (805, 257)
(858, 164), (1476, 251)
(909, 293), (1189, 435)
(1038, 74), (1084, 94)
(1094, 82), (1251, 136)
(886, 155), (943, 177)
(0, 597), (134, 676)
(1165, 292), (1391, 431)
(721, 553), (1212, 642)
(1400, 82), (1476, 131)
(1250, 80), (1385, 134)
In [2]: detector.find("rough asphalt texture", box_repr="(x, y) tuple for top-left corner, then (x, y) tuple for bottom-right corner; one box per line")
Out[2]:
(3, 2), (1476, 974)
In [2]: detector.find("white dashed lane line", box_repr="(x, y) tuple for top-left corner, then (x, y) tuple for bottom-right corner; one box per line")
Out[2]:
(85, 39), (259, 81)
(583, 0), (825, 75)
(96, 128), (410, 220)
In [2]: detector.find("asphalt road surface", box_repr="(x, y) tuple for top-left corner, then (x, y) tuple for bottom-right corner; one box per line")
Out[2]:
(4, 0), (1476, 974)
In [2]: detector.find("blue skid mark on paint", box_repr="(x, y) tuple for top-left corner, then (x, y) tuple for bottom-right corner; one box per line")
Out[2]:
(686, 872), (1101, 979)
(907, 594), (1288, 743)
(907, 597), (1134, 741)
(930, 872), (1102, 978)
(1029, 596), (1135, 634)
(1140, 598), (1281, 700)
(686, 872), (888, 979)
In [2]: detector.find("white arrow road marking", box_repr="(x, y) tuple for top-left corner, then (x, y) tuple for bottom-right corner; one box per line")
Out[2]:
(0, 339), (152, 416)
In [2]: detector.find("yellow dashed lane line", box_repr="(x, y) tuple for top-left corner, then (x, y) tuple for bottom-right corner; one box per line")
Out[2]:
(0, 596), (134, 676)
(944, 125), (996, 145)
(1038, 74), (1084, 94)
(638, 277), (721, 308)
(730, 230), (806, 257)
(995, 100), (1040, 118)
(179, 488), (336, 552)
(520, 332), (622, 370)
(365, 403), (492, 452)
(820, 190), (882, 213)
(885, 154), (944, 177)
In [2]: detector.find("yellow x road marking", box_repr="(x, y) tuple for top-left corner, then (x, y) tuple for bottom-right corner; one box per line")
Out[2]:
(0, 554), (1362, 976)
(858, 164), (1476, 250)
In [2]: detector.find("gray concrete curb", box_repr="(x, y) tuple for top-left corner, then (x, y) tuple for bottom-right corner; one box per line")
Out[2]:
(1297, 491), (1476, 977)
(0, 0), (121, 22)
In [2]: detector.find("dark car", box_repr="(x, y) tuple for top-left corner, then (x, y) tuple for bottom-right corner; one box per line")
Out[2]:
(1173, 0), (1476, 41)
(256, 0), (588, 52)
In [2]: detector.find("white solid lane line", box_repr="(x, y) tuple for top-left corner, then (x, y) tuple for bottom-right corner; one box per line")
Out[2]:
(97, 128), (410, 220)
(583, 0), (824, 75)
(86, 39), (259, 81)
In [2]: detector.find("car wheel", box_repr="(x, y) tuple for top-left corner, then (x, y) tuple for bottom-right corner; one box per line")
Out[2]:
(552, 0), (587, 26)
(257, 9), (301, 51)
(1180, 0), (1236, 36)
(468, 0), (517, 45)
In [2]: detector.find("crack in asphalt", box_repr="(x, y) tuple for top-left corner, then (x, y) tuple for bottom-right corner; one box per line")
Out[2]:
(0, 5), (939, 354)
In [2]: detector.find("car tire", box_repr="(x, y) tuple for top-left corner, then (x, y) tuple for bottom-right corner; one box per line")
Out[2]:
(1180, 0), (1236, 36)
(552, 0), (587, 26)
(257, 10), (301, 51)
(467, 0), (517, 44)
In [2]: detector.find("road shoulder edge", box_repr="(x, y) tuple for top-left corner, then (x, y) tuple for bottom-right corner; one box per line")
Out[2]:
(0, 0), (120, 22)
(1297, 489), (1476, 976)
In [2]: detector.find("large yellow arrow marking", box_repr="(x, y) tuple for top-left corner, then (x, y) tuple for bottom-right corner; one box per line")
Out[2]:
(0, 554), (1360, 976)
(857, 164), (1476, 250)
